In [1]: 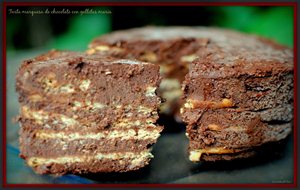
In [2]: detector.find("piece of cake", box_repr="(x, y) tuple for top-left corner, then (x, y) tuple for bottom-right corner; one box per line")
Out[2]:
(89, 26), (293, 161)
(16, 50), (163, 174)
(180, 31), (293, 161)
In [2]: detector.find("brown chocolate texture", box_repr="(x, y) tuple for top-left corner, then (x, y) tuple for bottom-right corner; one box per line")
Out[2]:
(17, 50), (163, 174)
(17, 26), (294, 174)
(89, 26), (293, 162)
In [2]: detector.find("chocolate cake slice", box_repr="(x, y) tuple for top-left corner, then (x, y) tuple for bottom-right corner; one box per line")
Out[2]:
(16, 50), (163, 174)
(180, 31), (293, 162)
(89, 26), (293, 161)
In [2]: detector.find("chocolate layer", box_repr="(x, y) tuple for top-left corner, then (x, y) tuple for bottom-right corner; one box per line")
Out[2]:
(20, 128), (160, 158)
(19, 104), (158, 131)
(200, 150), (257, 161)
(181, 73), (293, 112)
(16, 52), (161, 108)
(19, 116), (160, 132)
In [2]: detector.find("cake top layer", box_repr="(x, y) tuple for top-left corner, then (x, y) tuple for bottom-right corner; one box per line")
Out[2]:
(90, 26), (277, 43)
(17, 50), (158, 96)
(19, 50), (151, 72)
(16, 49), (161, 110)
(89, 26), (293, 77)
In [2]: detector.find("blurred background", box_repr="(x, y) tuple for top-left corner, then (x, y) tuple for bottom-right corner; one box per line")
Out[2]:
(7, 6), (294, 52)
(6, 6), (294, 184)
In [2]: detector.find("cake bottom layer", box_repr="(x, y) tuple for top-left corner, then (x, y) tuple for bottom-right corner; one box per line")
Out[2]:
(24, 150), (153, 175)
(188, 122), (292, 162)
(189, 137), (290, 162)
(199, 150), (256, 161)
(185, 105), (292, 162)
(187, 122), (292, 151)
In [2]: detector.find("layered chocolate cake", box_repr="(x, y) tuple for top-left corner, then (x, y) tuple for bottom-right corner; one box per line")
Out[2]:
(16, 50), (163, 174)
(89, 26), (294, 161)
(16, 26), (293, 175)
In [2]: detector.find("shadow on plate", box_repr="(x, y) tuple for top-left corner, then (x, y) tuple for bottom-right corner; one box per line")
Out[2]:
(79, 164), (152, 183)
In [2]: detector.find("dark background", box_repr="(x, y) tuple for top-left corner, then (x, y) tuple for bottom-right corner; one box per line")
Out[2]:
(7, 6), (293, 52)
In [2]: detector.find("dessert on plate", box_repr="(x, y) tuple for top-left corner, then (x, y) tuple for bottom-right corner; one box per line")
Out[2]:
(16, 26), (293, 175)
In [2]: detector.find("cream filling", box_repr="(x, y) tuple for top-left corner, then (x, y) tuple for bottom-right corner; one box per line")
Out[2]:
(95, 45), (110, 51)
(207, 124), (246, 132)
(189, 147), (244, 162)
(21, 106), (78, 126)
(159, 64), (173, 75)
(35, 128), (161, 141)
(159, 79), (181, 91)
(158, 79), (183, 113)
(145, 86), (157, 97)
(27, 149), (153, 167)
(180, 54), (199, 62)
(42, 82), (75, 94)
(183, 98), (233, 110)
(23, 103), (155, 114)
(39, 76), (154, 97)
(92, 45), (124, 53)
(59, 84), (75, 93)
(111, 119), (142, 128)
(79, 80), (91, 91)
(139, 52), (158, 62)
(162, 90), (182, 102)
(21, 105), (157, 128)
